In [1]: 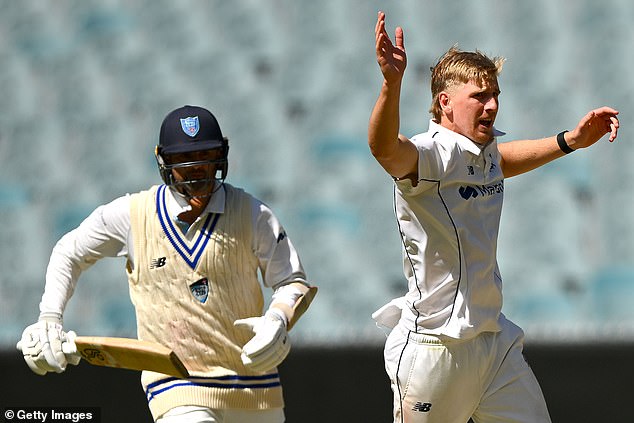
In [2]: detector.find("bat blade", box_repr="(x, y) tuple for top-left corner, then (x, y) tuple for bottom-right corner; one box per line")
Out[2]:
(72, 336), (189, 378)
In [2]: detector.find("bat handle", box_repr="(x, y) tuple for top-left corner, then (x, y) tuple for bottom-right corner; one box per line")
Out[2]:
(62, 340), (78, 355)
(61, 330), (79, 354)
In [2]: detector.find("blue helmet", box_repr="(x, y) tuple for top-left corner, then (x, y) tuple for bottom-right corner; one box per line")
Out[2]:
(155, 105), (229, 197)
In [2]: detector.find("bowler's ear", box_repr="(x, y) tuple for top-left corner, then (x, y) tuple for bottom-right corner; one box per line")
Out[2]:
(439, 92), (452, 115)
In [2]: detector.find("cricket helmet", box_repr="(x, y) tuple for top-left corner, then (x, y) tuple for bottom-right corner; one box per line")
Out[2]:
(155, 105), (229, 197)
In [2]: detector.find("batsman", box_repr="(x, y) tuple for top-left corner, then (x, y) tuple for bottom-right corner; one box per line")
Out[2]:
(17, 105), (316, 423)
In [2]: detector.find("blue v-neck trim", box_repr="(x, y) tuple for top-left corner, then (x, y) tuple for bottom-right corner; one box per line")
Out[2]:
(156, 185), (220, 269)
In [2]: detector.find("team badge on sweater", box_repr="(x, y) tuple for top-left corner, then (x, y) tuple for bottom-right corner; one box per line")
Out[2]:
(189, 278), (209, 303)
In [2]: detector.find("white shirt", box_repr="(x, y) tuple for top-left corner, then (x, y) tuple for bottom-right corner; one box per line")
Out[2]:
(394, 120), (505, 339)
(40, 183), (308, 317)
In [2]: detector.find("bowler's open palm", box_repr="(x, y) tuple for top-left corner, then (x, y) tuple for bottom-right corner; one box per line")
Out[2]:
(375, 11), (407, 83)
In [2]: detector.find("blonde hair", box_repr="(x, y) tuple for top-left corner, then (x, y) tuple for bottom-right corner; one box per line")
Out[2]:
(429, 45), (505, 122)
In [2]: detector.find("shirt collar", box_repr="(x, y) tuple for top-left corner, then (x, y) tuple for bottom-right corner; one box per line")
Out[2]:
(166, 184), (226, 220)
(428, 120), (505, 155)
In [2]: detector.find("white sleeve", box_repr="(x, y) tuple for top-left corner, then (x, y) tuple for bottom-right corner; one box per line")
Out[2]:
(39, 195), (132, 319)
(411, 133), (444, 181)
(251, 199), (308, 289)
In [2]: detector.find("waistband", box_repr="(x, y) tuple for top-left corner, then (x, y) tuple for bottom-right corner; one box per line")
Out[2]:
(394, 321), (482, 345)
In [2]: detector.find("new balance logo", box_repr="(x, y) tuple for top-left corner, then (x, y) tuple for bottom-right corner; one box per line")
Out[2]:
(412, 402), (432, 413)
(150, 257), (167, 269)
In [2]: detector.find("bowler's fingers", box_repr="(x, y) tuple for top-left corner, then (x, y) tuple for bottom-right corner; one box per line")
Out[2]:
(592, 107), (619, 142)
(376, 12), (388, 41)
(376, 12), (405, 54)
(578, 107), (620, 143)
(375, 30), (394, 68)
(593, 106), (619, 116)
(608, 115), (619, 142)
(395, 26), (405, 51)
(376, 13), (391, 53)
(375, 11), (384, 36)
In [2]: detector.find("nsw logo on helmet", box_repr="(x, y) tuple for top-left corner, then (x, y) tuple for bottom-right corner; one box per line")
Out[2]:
(180, 116), (200, 137)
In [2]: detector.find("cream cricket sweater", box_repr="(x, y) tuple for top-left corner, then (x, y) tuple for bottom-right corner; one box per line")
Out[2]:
(127, 184), (283, 420)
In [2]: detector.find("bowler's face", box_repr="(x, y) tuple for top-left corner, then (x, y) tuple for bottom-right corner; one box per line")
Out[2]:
(445, 78), (500, 144)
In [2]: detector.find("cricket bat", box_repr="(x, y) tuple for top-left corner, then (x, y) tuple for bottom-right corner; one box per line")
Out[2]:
(64, 336), (189, 378)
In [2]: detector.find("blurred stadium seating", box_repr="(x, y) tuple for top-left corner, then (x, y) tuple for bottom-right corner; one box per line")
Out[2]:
(1, 0), (633, 347)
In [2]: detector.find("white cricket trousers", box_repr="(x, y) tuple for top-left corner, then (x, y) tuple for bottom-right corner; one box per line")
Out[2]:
(384, 317), (551, 423)
(155, 406), (285, 423)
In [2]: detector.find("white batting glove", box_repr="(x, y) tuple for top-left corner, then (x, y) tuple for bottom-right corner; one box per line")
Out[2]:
(17, 317), (81, 376)
(234, 308), (290, 372)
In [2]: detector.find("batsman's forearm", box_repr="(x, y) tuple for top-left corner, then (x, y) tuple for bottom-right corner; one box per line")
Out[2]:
(40, 236), (85, 318)
(269, 283), (317, 331)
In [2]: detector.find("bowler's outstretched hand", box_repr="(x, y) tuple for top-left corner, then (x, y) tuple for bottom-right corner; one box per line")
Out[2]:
(375, 11), (407, 83)
(567, 106), (620, 149)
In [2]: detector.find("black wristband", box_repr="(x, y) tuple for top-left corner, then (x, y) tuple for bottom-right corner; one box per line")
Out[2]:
(557, 130), (575, 154)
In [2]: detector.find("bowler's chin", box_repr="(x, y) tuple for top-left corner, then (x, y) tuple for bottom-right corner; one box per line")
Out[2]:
(475, 129), (494, 144)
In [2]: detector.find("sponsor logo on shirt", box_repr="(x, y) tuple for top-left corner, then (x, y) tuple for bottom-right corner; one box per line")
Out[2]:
(412, 401), (432, 413)
(459, 181), (504, 200)
(150, 257), (167, 269)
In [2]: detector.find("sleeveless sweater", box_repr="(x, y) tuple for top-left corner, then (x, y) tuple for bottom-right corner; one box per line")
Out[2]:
(127, 184), (284, 419)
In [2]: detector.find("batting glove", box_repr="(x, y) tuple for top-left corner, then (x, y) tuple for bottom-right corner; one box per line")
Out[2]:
(17, 315), (81, 376)
(234, 308), (290, 372)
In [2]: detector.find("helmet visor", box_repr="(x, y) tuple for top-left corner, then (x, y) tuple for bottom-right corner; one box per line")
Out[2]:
(161, 150), (227, 198)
